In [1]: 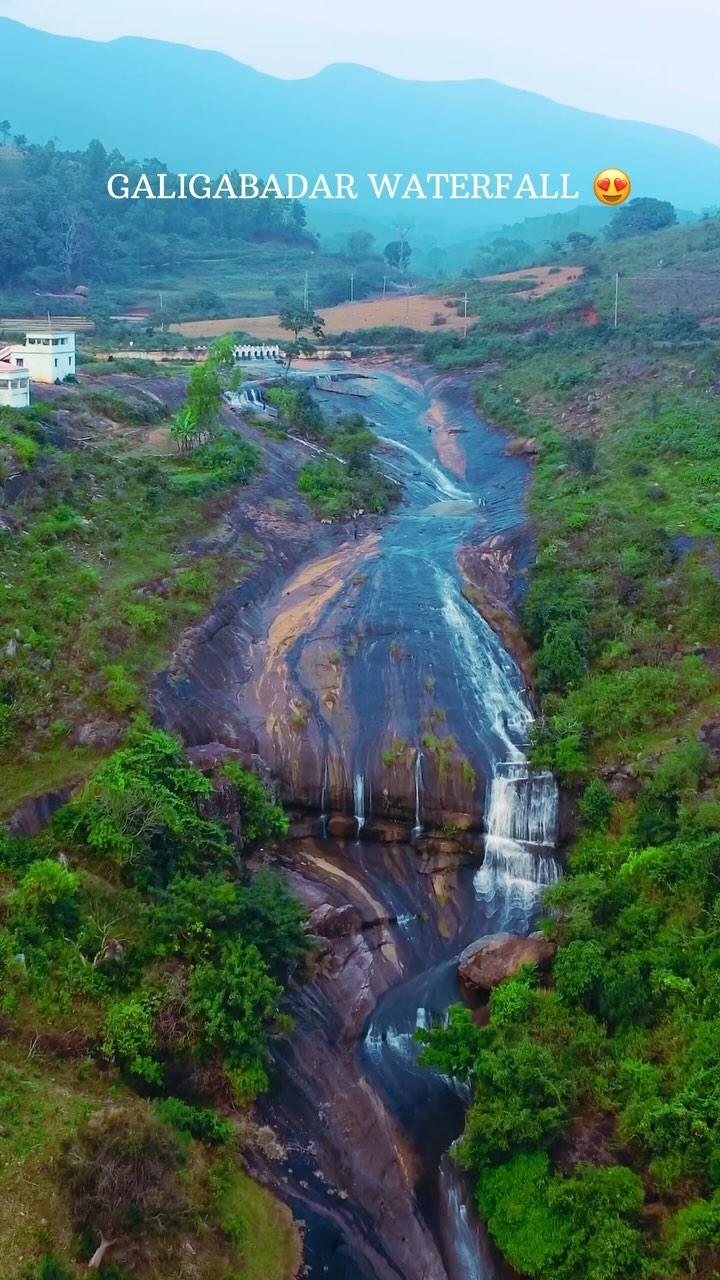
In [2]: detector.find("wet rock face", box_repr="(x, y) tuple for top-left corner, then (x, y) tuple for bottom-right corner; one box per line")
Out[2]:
(256, 839), (479, 1280)
(458, 931), (555, 992)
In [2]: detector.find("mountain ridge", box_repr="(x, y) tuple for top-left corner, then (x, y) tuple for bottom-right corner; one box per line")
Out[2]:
(1, 17), (718, 236)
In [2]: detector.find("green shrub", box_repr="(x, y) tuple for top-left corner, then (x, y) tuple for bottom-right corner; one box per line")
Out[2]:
(578, 779), (613, 830)
(57, 726), (228, 887)
(155, 1097), (233, 1145)
(188, 939), (282, 1100)
(222, 763), (289, 845)
(11, 859), (79, 932)
(102, 991), (163, 1083)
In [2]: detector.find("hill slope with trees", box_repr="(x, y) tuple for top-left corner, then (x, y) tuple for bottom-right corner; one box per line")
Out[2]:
(418, 211), (720, 1279)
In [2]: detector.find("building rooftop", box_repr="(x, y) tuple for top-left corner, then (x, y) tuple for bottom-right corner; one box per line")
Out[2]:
(24, 329), (75, 338)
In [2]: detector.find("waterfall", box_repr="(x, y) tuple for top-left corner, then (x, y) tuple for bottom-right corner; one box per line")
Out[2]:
(474, 763), (560, 925)
(486, 761), (558, 846)
(412, 749), (424, 837)
(353, 772), (366, 838)
(438, 1155), (499, 1280)
(435, 567), (531, 761)
(376, 435), (472, 501)
(318, 759), (329, 838)
(238, 384), (264, 409)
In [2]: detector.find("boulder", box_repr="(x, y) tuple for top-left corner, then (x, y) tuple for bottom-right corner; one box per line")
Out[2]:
(308, 903), (362, 939)
(458, 931), (555, 992)
(8, 785), (76, 837)
(505, 436), (539, 456)
(70, 719), (123, 750)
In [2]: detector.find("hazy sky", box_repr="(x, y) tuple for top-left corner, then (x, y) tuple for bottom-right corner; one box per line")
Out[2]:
(3, 0), (720, 144)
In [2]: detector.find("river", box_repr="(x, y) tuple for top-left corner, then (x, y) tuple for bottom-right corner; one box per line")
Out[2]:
(158, 360), (560, 1278)
(245, 364), (561, 1279)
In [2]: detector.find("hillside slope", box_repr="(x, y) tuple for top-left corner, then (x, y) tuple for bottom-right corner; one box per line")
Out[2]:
(419, 215), (720, 1279)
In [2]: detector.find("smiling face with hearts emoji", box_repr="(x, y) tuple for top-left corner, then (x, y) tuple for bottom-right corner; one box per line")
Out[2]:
(593, 167), (632, 206)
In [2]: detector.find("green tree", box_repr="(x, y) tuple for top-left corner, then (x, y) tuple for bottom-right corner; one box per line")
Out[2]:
(12, 858), (79, 932)
(188, 939), (282, 1099)
(278, 306), (325, 342)
(102, 991), (163, 1083)
(384, 238), (412, 270)
(577, 778), (614, 830)
(56, 726), (228, 887)
(548, 1164), (646, 1280)
(608, 197), (677, 240)
(171, 359), (223, 450)
(347, 230), (375, 258)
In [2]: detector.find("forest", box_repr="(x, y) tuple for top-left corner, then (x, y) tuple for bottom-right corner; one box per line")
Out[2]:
(0, 135), (312, 291)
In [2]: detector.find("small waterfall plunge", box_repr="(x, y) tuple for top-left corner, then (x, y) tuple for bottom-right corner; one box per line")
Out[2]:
(353, 772), (366, 838)
(438, 1155), (499, 1280)
(239, 383), (264, 408)
(318, 759), (329, 838)
(377, 435), (472, 502)
(412, 749), (424, 837)
(474, 761), (560, 924)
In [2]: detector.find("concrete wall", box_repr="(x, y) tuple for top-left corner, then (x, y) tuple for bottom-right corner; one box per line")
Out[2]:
(0, 372), (30, 407)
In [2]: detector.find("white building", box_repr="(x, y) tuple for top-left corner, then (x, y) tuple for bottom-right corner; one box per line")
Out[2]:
(7, 330), (76, 383)
(233, 343), (282, 362)
(0, 366), (31, 408)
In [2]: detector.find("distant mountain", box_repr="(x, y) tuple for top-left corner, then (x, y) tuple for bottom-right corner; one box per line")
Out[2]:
(2, 18), (718, 239)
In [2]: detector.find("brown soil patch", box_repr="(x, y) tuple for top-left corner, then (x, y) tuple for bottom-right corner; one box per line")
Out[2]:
(480, 264), (584, 299)
(171, 294), (469, 340)
(170, 265), (581, 340)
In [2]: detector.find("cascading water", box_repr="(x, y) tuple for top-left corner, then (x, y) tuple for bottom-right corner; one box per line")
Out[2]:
(413, 749), (424, 837)
(438, 1156), (500, 1280)
(353, 772), (366, 838)
(318, 758), (329, 838)
(377, 434), (472, 502)
(474, 762), (560, 928)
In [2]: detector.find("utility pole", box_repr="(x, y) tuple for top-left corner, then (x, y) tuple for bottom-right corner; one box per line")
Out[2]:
(463, 290), (468, 339)
(159, 291), (164, 333)
(382, 276), (387, 300)
(350, 270), (355, 303)
(613, 272), (620, 329)
(303, 271), (309, 312)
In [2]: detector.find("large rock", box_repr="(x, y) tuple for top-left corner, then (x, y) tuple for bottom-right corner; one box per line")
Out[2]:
(458, 931), (555, 992)
(307, 903), (362, 939)
(69, 719), (123, 750)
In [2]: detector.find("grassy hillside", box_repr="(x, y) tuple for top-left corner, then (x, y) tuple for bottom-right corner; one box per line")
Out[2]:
(0, 379), (265, 816)
(0, 369), (318, 1278)
(419, 216), (720, 1278)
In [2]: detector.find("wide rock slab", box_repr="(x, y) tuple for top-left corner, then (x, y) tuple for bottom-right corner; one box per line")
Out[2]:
(458, 931), (555, 991)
